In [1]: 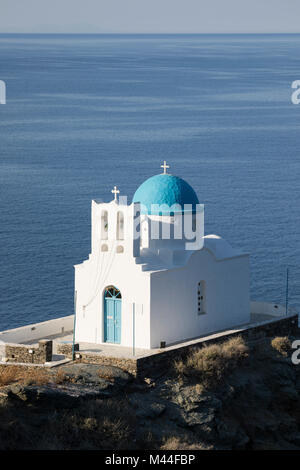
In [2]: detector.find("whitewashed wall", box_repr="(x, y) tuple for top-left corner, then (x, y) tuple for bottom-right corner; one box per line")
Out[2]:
(150, 249), (250, 348)
(75, 199), (150, 348)
(250, 301), (297, 317)
(75, 254), (151, 348)
(0, 315), (74, 344)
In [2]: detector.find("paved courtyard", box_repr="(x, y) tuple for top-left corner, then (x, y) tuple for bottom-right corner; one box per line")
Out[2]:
(21, 311), (293, 362)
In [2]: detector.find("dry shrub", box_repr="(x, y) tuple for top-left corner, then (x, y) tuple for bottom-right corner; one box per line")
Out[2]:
(194, 383), (204, 395)
(173, 359), (185, 376)
(21, 368), (51, 386)
(222, 336), (249, 364)
(0, 395), (134, 450)
(161, 436), (212, 450)
(0, 366), (19, 386)
(82, 417), (98, 431)
(271, 336), (291, 356)
(102, 416), (130, 442)
(54, 368), (67, 384)
(0, 365), (59, 387)
(174, 336), (248, 388)
(44, 398), (135, 450)
(98, 369), (115, 382)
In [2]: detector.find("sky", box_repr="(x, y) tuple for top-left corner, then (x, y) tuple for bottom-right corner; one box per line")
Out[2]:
(0, 0), (300, 34)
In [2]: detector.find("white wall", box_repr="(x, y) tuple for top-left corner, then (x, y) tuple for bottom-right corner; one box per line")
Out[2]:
(250, 301), (297, 317)
(75, 200), (151, 348)
(75, 253), (151, 348)
(150, 249), (250, 348)
(0, 315), (74, 345)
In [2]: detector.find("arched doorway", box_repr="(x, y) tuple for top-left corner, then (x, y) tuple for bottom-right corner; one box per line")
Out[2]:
(104, 286), (122, 344)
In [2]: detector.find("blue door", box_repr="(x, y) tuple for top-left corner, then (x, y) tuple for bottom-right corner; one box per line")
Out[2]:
(104, 286), (122, 344)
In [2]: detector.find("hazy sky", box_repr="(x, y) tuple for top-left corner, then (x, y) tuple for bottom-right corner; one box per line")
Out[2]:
(1, 0), (299, 34)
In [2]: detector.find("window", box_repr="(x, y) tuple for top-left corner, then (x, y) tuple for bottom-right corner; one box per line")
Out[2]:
(117, 211), (124, 240)
(197, 281), (206, 315)
(116, 245), (124, 254)
(105, 286), (121, 299)
(101, 244), (108, 252)
(101, 211), (108, 240)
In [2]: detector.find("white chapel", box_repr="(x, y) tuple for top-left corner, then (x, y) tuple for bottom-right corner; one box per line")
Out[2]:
(74, 162), (250, 349)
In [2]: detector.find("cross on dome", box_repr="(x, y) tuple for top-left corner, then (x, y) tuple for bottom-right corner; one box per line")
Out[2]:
(111, 185), (120, 201)
(161, 161), (170, 174)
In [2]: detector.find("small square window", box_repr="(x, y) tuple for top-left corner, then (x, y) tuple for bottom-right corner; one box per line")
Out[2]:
(197, 281), (206, 315)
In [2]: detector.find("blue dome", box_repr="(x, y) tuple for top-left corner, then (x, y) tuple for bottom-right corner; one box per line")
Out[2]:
(132, 174), (199, 215)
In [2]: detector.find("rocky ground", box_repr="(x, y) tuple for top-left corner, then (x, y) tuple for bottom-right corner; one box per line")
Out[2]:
(0, 335), (300, 450)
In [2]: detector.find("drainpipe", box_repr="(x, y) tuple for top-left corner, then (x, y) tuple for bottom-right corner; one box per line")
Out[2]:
(72, 290), (77, 360)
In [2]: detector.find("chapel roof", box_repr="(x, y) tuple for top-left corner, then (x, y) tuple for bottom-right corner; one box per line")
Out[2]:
(132, 164), (199, 215)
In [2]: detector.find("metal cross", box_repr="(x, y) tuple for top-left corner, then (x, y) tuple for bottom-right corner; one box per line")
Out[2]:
(161, 160), (170, 174)
(111, 185), (120, 201)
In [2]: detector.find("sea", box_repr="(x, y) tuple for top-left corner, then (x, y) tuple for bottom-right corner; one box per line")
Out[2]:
(0, 34), (299, 330)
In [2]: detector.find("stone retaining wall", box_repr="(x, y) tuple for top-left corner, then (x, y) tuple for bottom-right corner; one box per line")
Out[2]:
(3, 340), (52, 364)
(2, 314), (296, 370)
(79, 353), (138, 376)
(71, 314), (299, 378)
(57, 343), (79, 359)
(56, 344), (138, 375)
(137, 314), (299, 378)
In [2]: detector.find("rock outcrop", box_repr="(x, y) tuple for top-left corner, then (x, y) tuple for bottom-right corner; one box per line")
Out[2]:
(1, 338), (300, 450)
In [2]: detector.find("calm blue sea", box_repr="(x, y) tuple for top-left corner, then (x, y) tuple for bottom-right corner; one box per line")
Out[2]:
(0, 34), (299, 331)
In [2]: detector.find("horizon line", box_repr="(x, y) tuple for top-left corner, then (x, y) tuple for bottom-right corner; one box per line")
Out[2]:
(1, 32), (300, 35)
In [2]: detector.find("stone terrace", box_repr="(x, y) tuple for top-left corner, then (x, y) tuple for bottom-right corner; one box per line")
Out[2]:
(0, 304), (298, 376)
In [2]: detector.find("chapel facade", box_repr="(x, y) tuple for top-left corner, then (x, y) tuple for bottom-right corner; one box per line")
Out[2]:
(74, 163), (250, 349)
